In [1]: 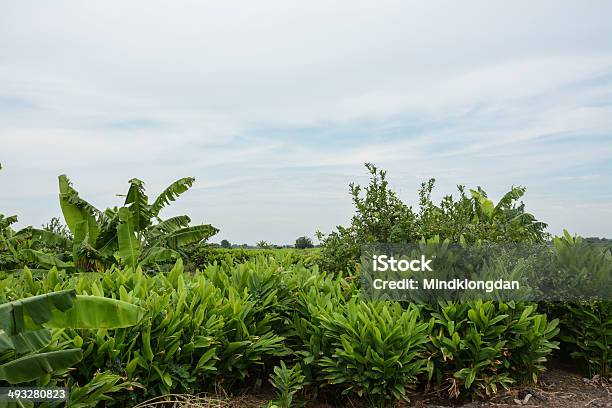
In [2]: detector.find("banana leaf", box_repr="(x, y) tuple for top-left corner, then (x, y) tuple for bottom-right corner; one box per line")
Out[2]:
(0, 290), (76, 335)
(47, 295), (141, 329)
(0, 329), (53, 354)
(0, 349), (83, 384)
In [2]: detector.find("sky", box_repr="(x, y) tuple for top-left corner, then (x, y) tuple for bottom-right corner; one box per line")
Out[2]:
(1, 1), (611, 244)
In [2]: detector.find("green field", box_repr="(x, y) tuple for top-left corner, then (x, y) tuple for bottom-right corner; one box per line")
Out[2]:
(1, 166), (610, 407)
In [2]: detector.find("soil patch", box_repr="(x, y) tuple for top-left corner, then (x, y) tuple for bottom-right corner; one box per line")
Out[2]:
(406, 368), (611, 408)
(221, 367), (611, 408)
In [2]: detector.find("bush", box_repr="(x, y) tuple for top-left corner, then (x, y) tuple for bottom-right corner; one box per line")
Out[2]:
(318, 301), (430, 407)
(427, 301), (559, 398)
(191, 247), (320, 270)
(295, 236), (314, 249)
(292, 287), (429, 407)
(0, 253), (570, 406)
(316, 164), (416, 273)
(317, 163), (548, 273)
(1, 259), (290, 401)
(544, 233), (612, 377)
(558, 301), (611, 377)
(267, 361), (305, 408)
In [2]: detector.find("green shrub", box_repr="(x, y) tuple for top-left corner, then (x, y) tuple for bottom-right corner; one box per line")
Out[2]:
(191, 247), (320, 270)
(0, 213), (73, 273)
(294, 236), (314, 249)
(316, 164), (416, 273)
(66, 371), (136, 408)
(268, 361), (305, 408)
(317, 164), (548, 273)
(1, 259), (296, 402)
(85, 260), (288, 395)
(558, 301), (611, 377)
(0, 250), (581, 407)
(295, 297), (430, 407)
(428, 301), (558, 398)
(545, 233), (612, 377)
(0, 275), (142, 407)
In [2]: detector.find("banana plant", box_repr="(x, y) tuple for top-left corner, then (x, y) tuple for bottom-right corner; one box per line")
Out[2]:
(56, 175), (218, 271)
(0, 214), (22, 270)
(469, 186), (548, 242)
(0, 214), (72, 273)
(0, 289), (141, 384)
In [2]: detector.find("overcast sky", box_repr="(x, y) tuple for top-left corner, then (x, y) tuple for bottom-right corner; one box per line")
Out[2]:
(1, 1), (611, 244)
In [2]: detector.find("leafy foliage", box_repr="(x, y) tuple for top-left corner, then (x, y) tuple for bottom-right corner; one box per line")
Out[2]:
(427, 301), (559, 398)
(0, 213), (22, 270)
(558, 301), (611, 377)
(191, 247), (320, 269)
(0, 283), (140, 386)
(317, 163), (416, 272)
(42, 217), (72, 240)
(2, 164), (608, 408)
(546, 233), (612, 377)
(268, 361), (305, 408)
(0, 253), (565, 406)
(0, 214), (73, 273)
(257, 240), (274, 249)
(294, 236), (314, 249)
(55, 175), (218, 271)
(318, 164), (548, 272)
(315, 300), (429, 406)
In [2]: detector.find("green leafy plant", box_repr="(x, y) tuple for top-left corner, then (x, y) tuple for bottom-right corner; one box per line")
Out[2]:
(0, 213), (23, 271)
(419, 184), (548, 244)
(0, 214), (73, 274)
(428, 301), (558, 398)
(559, 301), (611, 377)
(317, 163), (416, 272)
(318, 164), (548, 273)
(0, 288), (141, 385)
(65, 371), (137, 408)
(543, 233), (612, 377)
(55, 175), (218, 271)
(296, 297), (429, 407)
(268, 361), (305, 408)
(4, 258), (291, 399)
(191, 247), (320, 270)
(257, 240), (274, 249)
(294, 236), (314, 249)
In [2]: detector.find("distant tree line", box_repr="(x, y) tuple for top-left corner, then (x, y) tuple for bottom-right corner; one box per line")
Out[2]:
(212, 236), (316, 250)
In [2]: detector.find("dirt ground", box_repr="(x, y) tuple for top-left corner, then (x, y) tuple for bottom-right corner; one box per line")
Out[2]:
(140, 366), (611, 408)
(405, 369), (612, 408)
(226, 367), (611, 408)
